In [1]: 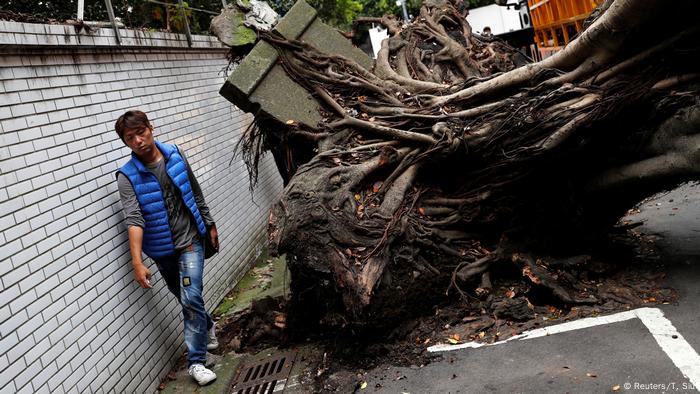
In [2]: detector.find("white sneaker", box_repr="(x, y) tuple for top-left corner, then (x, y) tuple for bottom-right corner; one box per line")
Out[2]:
(207, 322), (219, 350)
(188, 364), (216, 386)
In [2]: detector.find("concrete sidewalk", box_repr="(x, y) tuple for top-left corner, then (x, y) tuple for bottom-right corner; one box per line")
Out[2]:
(160, 252), (296, 393)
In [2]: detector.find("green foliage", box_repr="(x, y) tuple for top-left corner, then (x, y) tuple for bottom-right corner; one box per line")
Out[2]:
(270, 0), (495, 29)
(2, 0), (496, 32)
(270, 0), (361, 29)
(166, 1), (198, 33)
(0, 0), (223, 34)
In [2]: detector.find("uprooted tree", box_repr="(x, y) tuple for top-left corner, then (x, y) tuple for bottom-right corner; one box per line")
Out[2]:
(218, 0), (700, 332)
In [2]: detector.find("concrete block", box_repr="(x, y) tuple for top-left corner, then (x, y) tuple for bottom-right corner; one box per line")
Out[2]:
(20, 227), (46, 249)
(29, 361), (56, 392)
(0, 106), (11, 120)
(6, 331), (36, 362)
(23, 335), (49, 365)
(53, 97), (75, 111)
(25, 113), (49, 128)
(23, 149), (49, 165)
(21, 23), (45, 35)
(2, 262), (30, 288)
(27, 209), (52, 232)
(47, 319), (72, 347)
(60, 364), (84, 393)
(22, 188), (48, 206)
(9, 140), (34, 156)
(60, 86), (81, 98)
(0, 20), (24, 33)
(2, 78), (29, 93)
(1, 117), (28, 132)
(19, 90), (43, 104)
(0, 214), (15, 234)
(40, 87), (63, 100)
(10, 103), (34, 118)
(6, 179), (32, 200)
(46, 362), (71, 392)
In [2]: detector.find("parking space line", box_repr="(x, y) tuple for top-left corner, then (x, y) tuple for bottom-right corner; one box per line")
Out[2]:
(636, 308), (700, 391)
(428, 307), (700, 391)
(427, 309), (639, 352)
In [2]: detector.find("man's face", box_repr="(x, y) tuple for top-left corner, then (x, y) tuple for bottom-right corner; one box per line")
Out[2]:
(123, 126), (155, 157)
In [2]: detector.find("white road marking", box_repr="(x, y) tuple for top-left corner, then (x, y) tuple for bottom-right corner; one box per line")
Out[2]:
(428, 307), (700, 391)
(636, 308), (700, 392)
(427, 309), (638, 352)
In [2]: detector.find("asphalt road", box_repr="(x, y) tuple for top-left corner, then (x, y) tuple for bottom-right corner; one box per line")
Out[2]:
(362, 182), (700, 394)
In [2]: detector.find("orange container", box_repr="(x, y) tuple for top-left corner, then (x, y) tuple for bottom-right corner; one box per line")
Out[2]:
(528, 0), (602, 49)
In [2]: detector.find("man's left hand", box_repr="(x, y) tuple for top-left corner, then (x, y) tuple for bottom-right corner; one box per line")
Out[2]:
(209, 225), (219, 251)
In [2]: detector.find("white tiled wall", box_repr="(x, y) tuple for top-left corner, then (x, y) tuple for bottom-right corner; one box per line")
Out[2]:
(0, 21), (283, 393)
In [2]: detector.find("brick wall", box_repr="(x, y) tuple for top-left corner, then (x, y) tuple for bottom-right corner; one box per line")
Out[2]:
(0, 21), (283, 393)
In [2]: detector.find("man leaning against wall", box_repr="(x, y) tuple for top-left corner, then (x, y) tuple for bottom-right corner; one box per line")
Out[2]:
(114, 110), (220, 386)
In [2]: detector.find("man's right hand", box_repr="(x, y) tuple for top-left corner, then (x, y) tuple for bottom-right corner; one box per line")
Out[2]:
(134, 263), (152, 288)
(127, 226), (151, 288)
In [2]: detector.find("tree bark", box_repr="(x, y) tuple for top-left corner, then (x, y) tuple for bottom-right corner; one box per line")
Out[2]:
(232, 0), (700, 330)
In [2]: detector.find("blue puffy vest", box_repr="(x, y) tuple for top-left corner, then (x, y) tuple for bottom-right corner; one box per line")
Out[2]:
(117, 141), (206, 259)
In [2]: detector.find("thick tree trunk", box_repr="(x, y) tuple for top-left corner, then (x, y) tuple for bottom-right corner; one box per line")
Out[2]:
(234, 0), (700, 331)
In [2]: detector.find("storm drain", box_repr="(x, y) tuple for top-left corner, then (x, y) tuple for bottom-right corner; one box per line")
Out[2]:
(229, 350), (297, 394)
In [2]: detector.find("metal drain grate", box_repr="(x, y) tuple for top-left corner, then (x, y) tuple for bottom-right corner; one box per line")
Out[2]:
(229, 350), (297, 394)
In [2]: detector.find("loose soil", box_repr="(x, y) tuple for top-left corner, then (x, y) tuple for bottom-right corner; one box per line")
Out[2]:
(202, 228), (677, 393)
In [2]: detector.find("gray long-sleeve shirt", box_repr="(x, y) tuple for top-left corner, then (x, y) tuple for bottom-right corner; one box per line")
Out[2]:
(117, 146), (215, 252)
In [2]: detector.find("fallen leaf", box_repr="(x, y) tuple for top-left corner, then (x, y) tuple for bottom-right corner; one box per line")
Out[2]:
(332, 157), (341, 164)
(447, 338), (459, 344)
(373, 181), (383, 193)
(285, 120), (295, 125)
(423, 338), (431, 344)
(450, 333), (460, 341)
(586, 372), (597, 378)
(158, 383), (166, 391)
(166, 372), (177, 381)
(418, 207), (426, 215)
(522, 266), (541, 284)
(612, 385), (620, 391)
(360, 382), (368, 390)
(478, 331), (486, 338)
(475, 287), (490, 297)
(354, 194), (362, 201)
(274, 313), (286, 329)
(506, 290), (516, 298)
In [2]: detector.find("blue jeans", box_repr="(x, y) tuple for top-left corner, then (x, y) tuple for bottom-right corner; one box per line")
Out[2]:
(156, 239), (213, 367)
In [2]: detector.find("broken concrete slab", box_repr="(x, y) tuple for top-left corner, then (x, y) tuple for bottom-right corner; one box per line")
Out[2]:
(219, 0), (372, 127)
(159, 351), (245, 393)
(210, 0), (279, 47)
